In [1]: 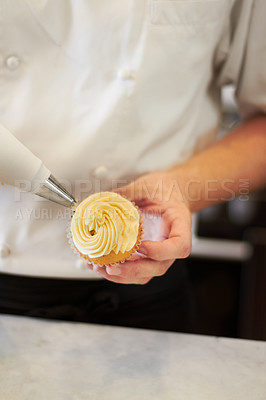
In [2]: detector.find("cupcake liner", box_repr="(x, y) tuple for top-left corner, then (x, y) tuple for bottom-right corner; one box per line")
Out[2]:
(67, 195), (144, 269)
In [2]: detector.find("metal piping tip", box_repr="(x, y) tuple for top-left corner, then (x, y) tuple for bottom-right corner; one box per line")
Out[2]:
(35, 174), (77, 209)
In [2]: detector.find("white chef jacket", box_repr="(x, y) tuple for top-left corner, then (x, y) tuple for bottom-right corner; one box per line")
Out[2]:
(0, 0), (265, 279)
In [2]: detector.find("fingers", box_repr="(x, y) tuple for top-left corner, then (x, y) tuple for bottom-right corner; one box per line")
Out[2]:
(138, 209), (192, 261)
(114, 179), (158, 206)
(99, 272), (152, 285)
(128, 252), (145, 262)
(114, 181), (144, 202)
(87, 262), (151, 284)
(138, 237), (191, 261)
(87, 258), (175, 284)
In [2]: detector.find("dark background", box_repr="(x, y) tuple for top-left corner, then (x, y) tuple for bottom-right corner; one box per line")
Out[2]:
(188, 187), (266, 340)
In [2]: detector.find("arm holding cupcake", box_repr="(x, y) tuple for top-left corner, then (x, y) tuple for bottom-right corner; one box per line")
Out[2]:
(91, 115), (266, 284)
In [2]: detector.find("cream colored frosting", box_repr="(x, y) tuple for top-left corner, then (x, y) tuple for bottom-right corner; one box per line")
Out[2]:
(71, 192), (140, 258)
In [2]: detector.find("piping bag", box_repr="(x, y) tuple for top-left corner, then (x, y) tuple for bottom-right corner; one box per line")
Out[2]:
(0, 125), (77, 209)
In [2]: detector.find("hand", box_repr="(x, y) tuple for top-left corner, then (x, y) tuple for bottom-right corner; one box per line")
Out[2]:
(87, 170), (192, 284)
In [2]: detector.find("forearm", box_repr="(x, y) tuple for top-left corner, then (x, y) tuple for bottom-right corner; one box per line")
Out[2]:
(170, 115), (266, 213)
(103, 116), (266, 283)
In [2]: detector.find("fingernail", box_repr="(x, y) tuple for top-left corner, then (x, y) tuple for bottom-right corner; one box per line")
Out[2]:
(138, 246), (147, 256)
(107, 266), (121, 276)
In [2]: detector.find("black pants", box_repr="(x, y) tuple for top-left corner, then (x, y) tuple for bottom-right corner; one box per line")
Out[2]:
(0, 260), (196, 333)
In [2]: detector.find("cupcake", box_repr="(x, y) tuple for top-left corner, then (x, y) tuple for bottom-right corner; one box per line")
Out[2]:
(70, 191), (143, 266)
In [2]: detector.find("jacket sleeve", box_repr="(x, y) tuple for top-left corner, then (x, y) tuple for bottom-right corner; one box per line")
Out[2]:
(216, 0), (266, 119)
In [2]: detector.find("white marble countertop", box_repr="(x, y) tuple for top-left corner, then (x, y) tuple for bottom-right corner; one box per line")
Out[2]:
(0, 315), (265, 400)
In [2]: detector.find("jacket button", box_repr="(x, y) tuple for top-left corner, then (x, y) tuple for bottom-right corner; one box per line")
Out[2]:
(0, 245), (11, 258)
(5, 55), (20, 70)
(93, 165), (108, 178)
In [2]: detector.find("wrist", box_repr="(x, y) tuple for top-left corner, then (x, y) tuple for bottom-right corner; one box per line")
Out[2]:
(165, 168), (195, 212)
(166, 165), (209, 213)
(167, 163), (245, 213)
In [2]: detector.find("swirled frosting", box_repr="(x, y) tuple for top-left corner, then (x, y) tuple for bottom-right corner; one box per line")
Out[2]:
(71, 192), (140, 258)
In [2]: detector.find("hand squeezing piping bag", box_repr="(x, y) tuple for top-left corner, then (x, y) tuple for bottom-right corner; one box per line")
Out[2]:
(0, 125), (77, 208)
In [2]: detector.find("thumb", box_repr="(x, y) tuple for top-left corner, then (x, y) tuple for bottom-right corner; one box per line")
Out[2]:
(113, 179), (146, 203)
